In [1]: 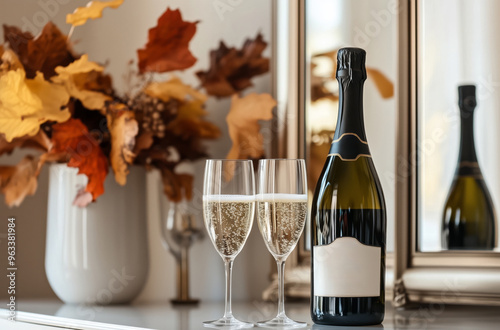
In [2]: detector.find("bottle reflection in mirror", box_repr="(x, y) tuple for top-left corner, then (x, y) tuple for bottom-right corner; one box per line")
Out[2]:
(442, 85), (497, 250)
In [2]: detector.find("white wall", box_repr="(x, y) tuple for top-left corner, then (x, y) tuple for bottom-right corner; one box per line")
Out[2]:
(0, 0), (272, 302)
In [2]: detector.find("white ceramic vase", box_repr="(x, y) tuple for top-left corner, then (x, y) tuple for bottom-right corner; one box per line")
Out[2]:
(45, 164), (149, 304)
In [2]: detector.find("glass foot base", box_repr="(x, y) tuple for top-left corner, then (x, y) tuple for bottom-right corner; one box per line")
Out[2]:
(204, 316), (254, 328)
(256, 316), (307, 328)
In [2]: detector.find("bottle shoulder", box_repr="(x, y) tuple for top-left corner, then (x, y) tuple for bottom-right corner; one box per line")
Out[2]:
(312, 155), (385, 210)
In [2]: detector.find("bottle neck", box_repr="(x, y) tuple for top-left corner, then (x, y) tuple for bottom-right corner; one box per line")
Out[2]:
(332, 78), (367, 142)
(328, 75), (370, 160)
(458, 108), (478, 163)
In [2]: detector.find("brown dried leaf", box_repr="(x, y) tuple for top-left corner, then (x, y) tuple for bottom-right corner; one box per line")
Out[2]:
(160, 167), (193, 202)
(226, 93), (276, 160)
(137, 8), (198, 73)
(106, 103), (139, 186)
(0, 156), (39, 207)
(196, 33), (270, 97)
(3, 23), (75, 79)
(0, 131), (52, 157)
(133, 131), (154, 154)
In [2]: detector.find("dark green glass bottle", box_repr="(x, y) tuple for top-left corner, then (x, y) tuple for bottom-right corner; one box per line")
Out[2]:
(442, 85), (497, 250)
(310, 47), (386, 326)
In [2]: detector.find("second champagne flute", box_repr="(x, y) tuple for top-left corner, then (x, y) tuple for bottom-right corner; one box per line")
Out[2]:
(203, 159), (255, 329)
(256, 159), (308, 328)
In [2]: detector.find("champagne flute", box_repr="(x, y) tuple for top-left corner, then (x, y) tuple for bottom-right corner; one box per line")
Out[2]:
(256, 159), (308, 328)
(203, 159), (255, 329)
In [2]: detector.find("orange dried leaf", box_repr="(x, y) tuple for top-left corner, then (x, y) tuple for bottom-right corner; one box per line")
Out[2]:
(51, 118), (108, 202)
(226, 93), (276, 160)
(67, 0), (124, 27)
(196, 33), (270, 97)
(137, 8), (198, 73)
(0, 156), (39, 207)
(107, 103), (139, 186)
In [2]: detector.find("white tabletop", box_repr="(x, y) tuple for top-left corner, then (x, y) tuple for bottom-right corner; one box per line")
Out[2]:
(1, 300), (500, 329)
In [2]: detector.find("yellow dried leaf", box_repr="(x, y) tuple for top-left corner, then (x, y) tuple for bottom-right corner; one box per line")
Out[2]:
(226, 93), (276, 160)
(52, 54), (112, 110)
(144, 76), (207, 103)
(67, 0), (125, 27)
(26, 72), (71, 122)
(0, 69), (70, 142)
(107, 104), (138, 186)
(167, 100), (221, 139)
(0, 156), (39, 207)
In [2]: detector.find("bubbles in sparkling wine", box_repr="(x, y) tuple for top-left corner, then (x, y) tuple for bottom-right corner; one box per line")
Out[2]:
(204, 198), (254, 257)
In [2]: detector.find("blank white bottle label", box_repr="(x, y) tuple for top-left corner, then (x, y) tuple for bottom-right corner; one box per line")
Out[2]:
(313, 237), (381, 297)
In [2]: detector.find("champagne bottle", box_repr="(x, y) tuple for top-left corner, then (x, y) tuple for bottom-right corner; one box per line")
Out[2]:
(310, 47), (386, 326)
(441, 85), (497, 250)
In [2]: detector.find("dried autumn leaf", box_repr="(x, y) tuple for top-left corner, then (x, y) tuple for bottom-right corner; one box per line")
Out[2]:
(312, 49), (394, 101)
(3, 23), (75, 79)
(52, 54), (112, 110)
(51, 118), (109, 202)
(196, 33), (270, 97)
(138, 8), (198, 73)
(67, 0), (124, 27)
(167, 100), (220, 139)
(2, 25), (33, 66)
(0, 131), (52, 157)
(160, 167), (193, 202)
(226, 93), (276, 161)
(0, 48), (24, 74)
(73, 188), (93, 208)
(0, 156), (39, 207)
(0, 69), (70, 142)
(107, 103), (139, 186)
(133, 131), (154, 155)
(366, 68), (394, 99)
(26, 72), (71, 121)
(144, 76), (207, 103)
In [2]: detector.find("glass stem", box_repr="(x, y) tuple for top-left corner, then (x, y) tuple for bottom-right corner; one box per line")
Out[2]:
(223, 259), (234, 319)
(277, 259), (286, 318)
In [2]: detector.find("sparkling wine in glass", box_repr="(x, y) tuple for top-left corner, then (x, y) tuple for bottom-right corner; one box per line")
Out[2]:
(203, 159), (255, 329)
(256, 159), (308, 328)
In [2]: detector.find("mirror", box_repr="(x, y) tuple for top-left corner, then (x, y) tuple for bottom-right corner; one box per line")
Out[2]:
(304, 0), (398, 254)
(394, 0), (500, 308)
(417, 0), (500, 252)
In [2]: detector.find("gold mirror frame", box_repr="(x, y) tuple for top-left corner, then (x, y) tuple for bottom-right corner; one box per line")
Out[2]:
(394, 0), (500, 307)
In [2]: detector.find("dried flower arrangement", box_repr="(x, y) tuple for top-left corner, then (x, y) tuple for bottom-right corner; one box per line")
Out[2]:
(0, 1), (276, 207)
